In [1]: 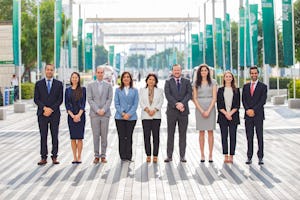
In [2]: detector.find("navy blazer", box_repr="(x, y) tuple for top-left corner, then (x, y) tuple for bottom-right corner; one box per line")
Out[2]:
(65, 87), (86, 114)
(217, 87), (240, 125)
(242, 81), (267, 121)
(34, 78), (63, 117)
(164, 77), (192, 116)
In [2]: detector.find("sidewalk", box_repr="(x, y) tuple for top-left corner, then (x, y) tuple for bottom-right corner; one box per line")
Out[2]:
(0, 99), (299, 199)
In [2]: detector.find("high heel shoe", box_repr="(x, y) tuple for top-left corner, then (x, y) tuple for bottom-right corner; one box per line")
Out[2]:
(146, 156), (151, 163)
(153, 156), (158, 163)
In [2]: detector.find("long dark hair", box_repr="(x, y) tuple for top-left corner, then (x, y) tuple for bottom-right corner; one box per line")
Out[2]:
(119, 71), (133, 90)
(222, 71), (237, 93)
(70, 72), (83, 101)
(196, 64), (212, 88)
(145, 73), (158, 88)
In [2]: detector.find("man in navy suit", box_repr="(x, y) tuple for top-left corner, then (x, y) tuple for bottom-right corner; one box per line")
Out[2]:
(164, 64), (192, 163)
(34, 64), (63, 165)
(242, 66), (267, 165)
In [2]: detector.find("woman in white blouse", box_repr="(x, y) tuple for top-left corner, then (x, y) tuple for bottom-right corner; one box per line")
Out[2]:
(139, 73), (164, 163)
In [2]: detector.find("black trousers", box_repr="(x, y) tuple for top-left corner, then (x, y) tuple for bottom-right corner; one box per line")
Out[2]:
(38, 114), (60, 159)
(245, 119), (264, 159)
(219, 122), (237, 155)
(142, 119), (161, 156)
(166, 113), (188, 159)
(115, 119), (136, 160)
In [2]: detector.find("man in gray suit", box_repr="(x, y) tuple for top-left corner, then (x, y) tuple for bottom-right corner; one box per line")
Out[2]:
(87, 66), (113, 164)
(164, 64), (192, 163)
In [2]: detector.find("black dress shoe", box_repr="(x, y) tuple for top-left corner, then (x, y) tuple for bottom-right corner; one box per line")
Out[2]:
(258, 159), (264, 165)
(180, 158), (187, 163)
(200, 160), (205, 163)
(245, 158), (252, 164)
(164, 158), (172, 163)
(37, 159), (47, 165)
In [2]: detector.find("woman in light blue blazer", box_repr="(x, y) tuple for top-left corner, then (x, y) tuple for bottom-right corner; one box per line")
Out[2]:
(139, 73), (164, 163)
(114, 71), (139, 162)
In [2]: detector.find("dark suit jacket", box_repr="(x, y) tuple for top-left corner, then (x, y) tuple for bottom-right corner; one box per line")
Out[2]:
(164, 77), (192, 116)
(65, 86), (86, 114)
(217, 87), (240, 125)
(34, 78), (63, 117)
(242, 81), (267, 121)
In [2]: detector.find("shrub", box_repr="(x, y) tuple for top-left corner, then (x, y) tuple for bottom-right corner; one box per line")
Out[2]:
(288, 79), (300, 98)
(21, 83), (35, 99)
(269, 77), (292, 89)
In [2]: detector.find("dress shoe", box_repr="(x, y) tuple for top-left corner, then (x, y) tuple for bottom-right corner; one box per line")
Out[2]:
(51, 157), (59, 164)
(72, 161), (77, 164)
(164, 157), (172, 163)
(200, 159), (205, 163)
(153, 156), (158, 163)
(258, 159), (264, 165)
(101, 157), (107, 163)
(245, 158), (252, 165)
(37, 159), (47, 165)
(209, 160), (214, 163)
(93, 157), (100, 164)
(180, 158), (187, 163)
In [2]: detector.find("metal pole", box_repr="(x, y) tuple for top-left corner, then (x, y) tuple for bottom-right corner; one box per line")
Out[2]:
(203, 2), (206, 64)
(212, 0), (217, 80)
(292, 0), (296, 98)
(18, 0), (22, 102)
(223, 0), (227, 71)
(37, 0), (40, 81)
(274, 0), (279, 95)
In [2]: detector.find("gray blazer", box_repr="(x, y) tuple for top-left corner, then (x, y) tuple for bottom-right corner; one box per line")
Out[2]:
(87, 80), (113, 117)
(164, 77), (192, 116)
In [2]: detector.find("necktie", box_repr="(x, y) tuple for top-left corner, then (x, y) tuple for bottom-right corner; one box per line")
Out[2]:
(250, 82), (255, 96)
(177, 79), (180, 92)
(47, 80), (51, 94)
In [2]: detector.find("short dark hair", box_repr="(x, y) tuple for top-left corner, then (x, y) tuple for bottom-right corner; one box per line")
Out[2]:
(249, 66), (259, 74)
(145, 73), (158, 88)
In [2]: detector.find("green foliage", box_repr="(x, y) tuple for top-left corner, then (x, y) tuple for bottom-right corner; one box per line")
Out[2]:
(294, 0), (300, 62)
(0, 0), (12, 21)
(288, 79), (300, 98)
(269, 77), (292, 89)
(126, 54), (146, 69)
(21, 83), (35, 99)
(231, 21), (238, 71)
(146, 48), (184, 70)
(95, 45), (108, 66)
(0, 90), (3, 106)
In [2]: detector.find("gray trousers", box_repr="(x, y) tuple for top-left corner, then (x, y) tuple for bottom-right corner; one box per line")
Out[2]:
(90, 116), (109, 158)
(166, 113), (188, 159)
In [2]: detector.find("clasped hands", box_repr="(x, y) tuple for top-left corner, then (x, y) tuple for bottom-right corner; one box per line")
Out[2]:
(43, 106), (53, 117)
(176, 102), (185, 112)
(97, 109), (105, 116)
(246, 109), (255, 117)
(145, 107), (156, 117)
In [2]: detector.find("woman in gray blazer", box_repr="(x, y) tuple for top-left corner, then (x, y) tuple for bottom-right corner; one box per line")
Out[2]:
(139, 73), (164, 163)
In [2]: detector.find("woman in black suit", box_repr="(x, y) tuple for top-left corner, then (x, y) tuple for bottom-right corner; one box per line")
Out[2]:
(217, 71), (240, 163)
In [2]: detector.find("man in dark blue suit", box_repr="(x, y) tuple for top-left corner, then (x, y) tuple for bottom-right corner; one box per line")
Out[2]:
(164, 64), (192, 163)
(242, 66), (267, 165)
(34, 64), (63, 165)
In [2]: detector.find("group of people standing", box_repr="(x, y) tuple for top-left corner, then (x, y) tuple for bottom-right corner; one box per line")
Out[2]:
(33, 63), (267, 166)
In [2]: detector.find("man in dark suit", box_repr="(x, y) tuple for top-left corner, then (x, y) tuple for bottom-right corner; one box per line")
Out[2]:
(34, 64), (63, 165)
(242, 66), (267, 165)
(164, 64), (192, 163)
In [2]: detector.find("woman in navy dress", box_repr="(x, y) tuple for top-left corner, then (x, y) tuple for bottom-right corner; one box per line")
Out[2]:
(65, 72), (86, 164)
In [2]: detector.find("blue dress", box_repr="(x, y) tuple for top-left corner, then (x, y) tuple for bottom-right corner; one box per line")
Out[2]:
(65, 87), (86, 139)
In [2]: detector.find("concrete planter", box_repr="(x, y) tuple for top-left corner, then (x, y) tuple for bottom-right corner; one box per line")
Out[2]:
(14, 102), (26, 113)
(0, 108), (7, 120)
(288, 99), (300, 109)
(271, 95), (286, 105)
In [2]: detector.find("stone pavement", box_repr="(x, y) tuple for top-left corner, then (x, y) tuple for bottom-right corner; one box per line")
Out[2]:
(0, 97), (300, 199)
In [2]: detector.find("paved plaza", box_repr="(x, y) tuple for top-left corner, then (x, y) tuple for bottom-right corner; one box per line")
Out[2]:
(0, 82), (300, 199)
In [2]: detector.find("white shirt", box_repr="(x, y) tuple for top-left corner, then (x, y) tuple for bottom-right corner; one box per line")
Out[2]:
(11, 78), (18, 86)
(124, 86), (130, 95)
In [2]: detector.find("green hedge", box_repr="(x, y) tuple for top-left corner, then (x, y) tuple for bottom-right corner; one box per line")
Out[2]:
(288, 79), (300, 98)
(21, 83), (35, 99)
(269, 77), (292, 89)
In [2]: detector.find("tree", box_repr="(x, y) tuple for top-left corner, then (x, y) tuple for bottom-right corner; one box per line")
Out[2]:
(294, 0), (300, 61)
(0, 0), (12, 21)
(231, 21), (238, 71)
(126, 54), (145, 69)
(94, 45), (108, 66)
